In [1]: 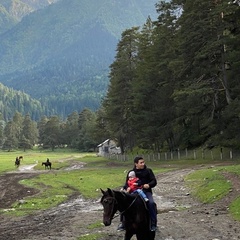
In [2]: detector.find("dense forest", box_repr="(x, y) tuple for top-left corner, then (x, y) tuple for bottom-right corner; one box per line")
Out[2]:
(1, 0), (239, 153)
(102, 0), (240, 152)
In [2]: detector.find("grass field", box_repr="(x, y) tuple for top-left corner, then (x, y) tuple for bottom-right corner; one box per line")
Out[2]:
(1, 149), (240, 220)
(185, 164), (240, 220)
(0, 149), (88, 172)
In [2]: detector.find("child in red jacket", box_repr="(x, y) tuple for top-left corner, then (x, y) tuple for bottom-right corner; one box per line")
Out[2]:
(127, 171), (149, 201)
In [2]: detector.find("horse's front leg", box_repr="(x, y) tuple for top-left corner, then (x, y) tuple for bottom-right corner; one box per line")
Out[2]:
(124, 231), (133, 240)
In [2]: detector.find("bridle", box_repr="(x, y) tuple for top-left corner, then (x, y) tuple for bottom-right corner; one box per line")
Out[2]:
(102, 196), (118, 220)
(103, 193), (140, 220)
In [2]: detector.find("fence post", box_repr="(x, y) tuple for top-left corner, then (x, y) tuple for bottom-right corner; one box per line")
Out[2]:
(194, 150), (196, 159)
(202, 148), (205, 159)
(211, 150), (214, 160)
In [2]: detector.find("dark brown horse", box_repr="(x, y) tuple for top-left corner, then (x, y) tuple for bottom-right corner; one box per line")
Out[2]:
(100, 188), (156, 240)
(15, 156), (23, 168)
(15, 157), (20, 168)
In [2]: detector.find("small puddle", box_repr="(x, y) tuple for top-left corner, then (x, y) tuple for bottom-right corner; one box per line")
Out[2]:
(18, 164), (38, 172)
(65, 164), (85, 171)
(59, 197), (102, 212)
(154, 194), (192, 213)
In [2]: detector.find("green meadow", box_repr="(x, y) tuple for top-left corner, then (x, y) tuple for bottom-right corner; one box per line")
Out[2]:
(185, 164), (240, 221)
(0, 149), (240, 221)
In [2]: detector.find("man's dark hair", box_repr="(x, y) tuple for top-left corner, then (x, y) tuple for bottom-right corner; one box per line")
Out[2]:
(134, 156), (143, 164)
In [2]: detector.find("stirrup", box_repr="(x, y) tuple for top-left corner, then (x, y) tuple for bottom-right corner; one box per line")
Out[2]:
(117, 223), (125, 231)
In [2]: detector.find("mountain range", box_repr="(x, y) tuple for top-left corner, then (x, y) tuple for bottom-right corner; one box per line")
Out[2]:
(0, 0), (158, 119)
(0, 0), (58, 34)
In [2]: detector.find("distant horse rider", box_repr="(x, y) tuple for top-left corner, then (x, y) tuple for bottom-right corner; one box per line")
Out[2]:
(42, 158), (52, 170)
(15, 157), (20, 167)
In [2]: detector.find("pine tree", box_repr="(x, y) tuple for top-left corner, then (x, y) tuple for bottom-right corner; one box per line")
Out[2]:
(42, 116), (61, 151)
(64, 111), (79, 148)
(77, 108), (97, 151)
(20, 114), (38, 150)
(37, 116), (49, 147)
(103, 27), (140, 152)
(3, 121), (18, 150)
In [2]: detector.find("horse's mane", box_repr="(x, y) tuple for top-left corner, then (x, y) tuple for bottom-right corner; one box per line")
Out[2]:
(101, 188), (146, 210)
(101, 188), (136, 199)
(114, 190), (136, 198)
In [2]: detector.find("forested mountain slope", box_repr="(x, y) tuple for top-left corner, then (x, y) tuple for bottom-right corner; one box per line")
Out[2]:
(0, 83), (47, 120)
(0, 0), (157, 118)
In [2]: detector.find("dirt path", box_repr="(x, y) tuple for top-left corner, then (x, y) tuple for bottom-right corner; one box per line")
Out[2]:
(0, 164), (240, 240)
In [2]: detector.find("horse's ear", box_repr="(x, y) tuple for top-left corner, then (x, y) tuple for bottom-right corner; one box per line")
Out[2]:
(100, 188), (105, 194)
(107, 188), (114, 196)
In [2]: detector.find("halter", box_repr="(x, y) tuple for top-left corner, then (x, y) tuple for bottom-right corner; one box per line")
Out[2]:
(103, 196), (118, 220)
(110, 193), (140, 220)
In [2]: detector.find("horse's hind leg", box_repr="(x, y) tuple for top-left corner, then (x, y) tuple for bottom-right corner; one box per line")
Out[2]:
(136, 231), (155, 240)
(136, 233), (146, 240)
(124, 232), (133, 240)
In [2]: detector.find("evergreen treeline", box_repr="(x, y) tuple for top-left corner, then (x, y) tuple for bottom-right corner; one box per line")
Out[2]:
(101, 0), (240, 152)
(0, 109), (105, 152)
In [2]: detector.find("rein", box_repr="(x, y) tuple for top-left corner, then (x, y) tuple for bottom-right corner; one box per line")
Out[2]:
(112, 193), (139, 220)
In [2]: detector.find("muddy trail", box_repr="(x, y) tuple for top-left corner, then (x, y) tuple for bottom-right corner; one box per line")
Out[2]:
(0, 163), (240, 240)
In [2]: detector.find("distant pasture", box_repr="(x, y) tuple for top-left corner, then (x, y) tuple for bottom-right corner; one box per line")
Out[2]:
(0, 149), (93, 173)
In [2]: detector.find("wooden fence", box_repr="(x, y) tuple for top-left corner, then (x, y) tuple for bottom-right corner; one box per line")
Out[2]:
(105, 148), (240, 161)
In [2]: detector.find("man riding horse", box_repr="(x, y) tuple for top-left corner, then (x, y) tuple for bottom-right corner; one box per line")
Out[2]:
(42, 158), (52, 170)
(118, 156), (157, 232)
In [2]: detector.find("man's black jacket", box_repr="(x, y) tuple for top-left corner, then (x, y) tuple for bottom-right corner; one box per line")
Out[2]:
(123, 165), (157, 193)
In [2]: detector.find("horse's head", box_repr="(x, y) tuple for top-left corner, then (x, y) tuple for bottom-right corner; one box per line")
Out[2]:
(100, 188), (118, 226)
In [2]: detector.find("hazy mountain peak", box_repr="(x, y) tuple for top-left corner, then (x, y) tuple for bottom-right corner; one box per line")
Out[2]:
(0, 0), (59, 23)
